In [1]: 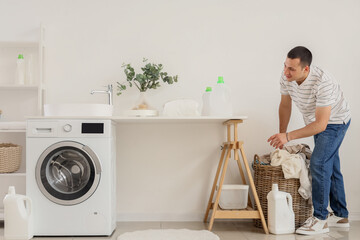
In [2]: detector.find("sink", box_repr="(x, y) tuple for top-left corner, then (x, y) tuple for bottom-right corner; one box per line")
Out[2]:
(44, 104), (113, 117)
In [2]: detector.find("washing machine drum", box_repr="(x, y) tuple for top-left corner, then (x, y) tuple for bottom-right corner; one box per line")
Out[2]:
(36, 141), (102, 206)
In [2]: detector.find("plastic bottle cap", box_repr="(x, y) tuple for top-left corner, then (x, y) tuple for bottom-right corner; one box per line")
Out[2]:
(217, 76), (224, 83)
(18, 54), (24, 59)
(272, 183), (279, 191)
(205, 87), (212, 92)
(8, 186), (16, 195)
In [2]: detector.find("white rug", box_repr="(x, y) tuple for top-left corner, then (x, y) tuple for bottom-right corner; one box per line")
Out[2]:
(117, 229), (220, 240)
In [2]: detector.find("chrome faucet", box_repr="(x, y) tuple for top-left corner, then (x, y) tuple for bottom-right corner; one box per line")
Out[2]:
(90, 84), (113, 105)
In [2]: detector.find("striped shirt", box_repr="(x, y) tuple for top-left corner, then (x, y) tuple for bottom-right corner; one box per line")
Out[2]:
(280, 66), (351, 125)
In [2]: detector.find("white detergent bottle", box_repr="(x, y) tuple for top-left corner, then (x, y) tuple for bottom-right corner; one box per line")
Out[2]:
(210, 76), (233, 116)
(267, 183), (295, 234)
(3, 186), (33, 240)
(25, 54), (34, 85)
(201, 87), (212, 116)
(16, 54), (25, 85)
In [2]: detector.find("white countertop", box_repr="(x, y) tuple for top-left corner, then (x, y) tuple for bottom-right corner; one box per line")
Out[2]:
(26, 116), (248, 123)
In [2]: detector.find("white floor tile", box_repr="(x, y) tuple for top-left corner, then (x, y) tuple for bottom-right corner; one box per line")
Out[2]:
(1, 220), (360, 240)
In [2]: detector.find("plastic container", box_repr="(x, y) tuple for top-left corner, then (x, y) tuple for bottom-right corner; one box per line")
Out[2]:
(201, 87), (212, 116)
(209, 76), (233, 116)
(25, 54), (34, 85)
(217, 184), (249, 209)
(3, 186), (33, 240)
(16, 54), (25, 85)
(267, 183), (295, 234)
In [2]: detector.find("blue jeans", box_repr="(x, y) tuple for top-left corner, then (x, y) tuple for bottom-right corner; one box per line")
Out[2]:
(310, 120), (350, 220)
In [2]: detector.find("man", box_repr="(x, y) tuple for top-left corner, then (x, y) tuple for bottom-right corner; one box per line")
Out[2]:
(268, 46), (351, 235)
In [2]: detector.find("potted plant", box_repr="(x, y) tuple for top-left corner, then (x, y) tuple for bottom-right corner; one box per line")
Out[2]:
(117, 58), (178, 116)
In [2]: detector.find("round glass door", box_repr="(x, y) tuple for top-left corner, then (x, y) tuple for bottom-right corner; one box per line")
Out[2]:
(36, 141), (101, 205)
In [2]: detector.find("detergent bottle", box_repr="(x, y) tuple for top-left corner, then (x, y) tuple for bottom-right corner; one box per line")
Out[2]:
(16, 54), (25, 85)
(201, 87), (212, 116)
(3, 186), (33, 240)
(267, 183), (295, 234)
(210, 76), (233, 116)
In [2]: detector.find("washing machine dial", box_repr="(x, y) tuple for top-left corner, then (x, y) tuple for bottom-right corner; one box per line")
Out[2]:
(63, 124), (72, 132)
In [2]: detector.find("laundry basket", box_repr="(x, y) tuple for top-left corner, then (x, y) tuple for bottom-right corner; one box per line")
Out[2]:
(0, 143), (21, 173)
(253, 154), (312, 228)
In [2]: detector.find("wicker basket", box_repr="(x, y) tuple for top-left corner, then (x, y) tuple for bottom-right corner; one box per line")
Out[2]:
(0, 143), (21, 173)
(253, 154), (312, 228)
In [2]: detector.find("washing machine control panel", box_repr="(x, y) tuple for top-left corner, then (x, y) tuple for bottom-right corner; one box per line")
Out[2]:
(27, 120), (112, 138)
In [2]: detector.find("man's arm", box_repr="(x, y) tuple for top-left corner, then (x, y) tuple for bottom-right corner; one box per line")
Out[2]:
(287, 106), (331, 141)
(268, 106), (331, 149)
(279, 95), (292, 133)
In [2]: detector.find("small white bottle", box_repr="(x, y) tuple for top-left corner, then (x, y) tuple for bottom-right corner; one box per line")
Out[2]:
(210, 76), (233, 116)
(25, 54), (34, 85)
(201, 87), (212, 116)
(16, 54), (25, 85)
(267, 183), (295, 234)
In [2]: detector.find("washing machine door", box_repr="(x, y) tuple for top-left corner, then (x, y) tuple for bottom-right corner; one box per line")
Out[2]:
(35, 141), (102, 206)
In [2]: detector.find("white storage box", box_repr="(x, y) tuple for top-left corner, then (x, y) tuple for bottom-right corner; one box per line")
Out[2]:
(217, 184), (249, 209)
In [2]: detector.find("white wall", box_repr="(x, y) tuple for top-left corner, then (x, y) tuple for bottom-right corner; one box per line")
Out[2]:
(1, 0), (359, 221)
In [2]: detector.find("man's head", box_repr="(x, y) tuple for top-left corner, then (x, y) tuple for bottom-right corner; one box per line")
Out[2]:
(284, 46), (312, 84)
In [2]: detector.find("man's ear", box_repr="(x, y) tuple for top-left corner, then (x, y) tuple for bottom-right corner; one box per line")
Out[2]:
(304, 65), (310, 72)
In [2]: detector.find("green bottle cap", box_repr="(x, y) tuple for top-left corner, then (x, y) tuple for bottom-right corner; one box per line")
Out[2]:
(217, 76), (224, 83)
(205, 87), (212, 92)
(18, 54), (24, 59)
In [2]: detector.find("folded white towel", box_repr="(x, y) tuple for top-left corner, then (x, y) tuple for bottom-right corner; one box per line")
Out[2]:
(0, 121), (26, 130)
(162, 99), (200, 117)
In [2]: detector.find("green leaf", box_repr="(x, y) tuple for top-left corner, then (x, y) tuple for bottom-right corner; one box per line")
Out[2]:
(118, 59), (178, 94)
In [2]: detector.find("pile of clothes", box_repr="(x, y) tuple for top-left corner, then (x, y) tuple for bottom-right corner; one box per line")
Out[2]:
(254, 144), (312, 200)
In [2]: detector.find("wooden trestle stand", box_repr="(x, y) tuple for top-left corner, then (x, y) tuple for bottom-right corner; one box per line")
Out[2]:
(203, 120), (269, 234)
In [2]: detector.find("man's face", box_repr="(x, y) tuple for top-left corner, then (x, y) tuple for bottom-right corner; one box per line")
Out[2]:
(283, 58), (309, 83)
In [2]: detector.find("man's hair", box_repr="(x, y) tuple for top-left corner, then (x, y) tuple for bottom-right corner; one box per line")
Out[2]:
(287, 46), (312, 68)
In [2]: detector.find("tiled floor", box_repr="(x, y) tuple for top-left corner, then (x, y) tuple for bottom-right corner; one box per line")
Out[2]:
(0, 220), (359, 240)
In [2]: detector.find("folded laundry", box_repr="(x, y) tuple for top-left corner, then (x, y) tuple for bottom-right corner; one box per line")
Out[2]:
(162, 98), (200, 117)
(0, 121), (26, 130)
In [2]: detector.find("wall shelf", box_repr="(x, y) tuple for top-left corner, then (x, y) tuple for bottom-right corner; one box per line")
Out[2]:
(0, 25), (44, 217)
(0, 41), (38, 48)
(0, 173), (26, 177)
(0, 121), (26, 132)
(0, 129), (26, 133)
(0, 84), (40, 90)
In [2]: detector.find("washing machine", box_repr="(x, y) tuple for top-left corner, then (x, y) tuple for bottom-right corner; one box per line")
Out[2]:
(26, 119), (116, 236)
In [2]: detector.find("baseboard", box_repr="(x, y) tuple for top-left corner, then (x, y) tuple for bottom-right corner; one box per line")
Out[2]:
(117, 213), (204, 222)
(117, 212), (360, 222)
(349, 212), (360, 221)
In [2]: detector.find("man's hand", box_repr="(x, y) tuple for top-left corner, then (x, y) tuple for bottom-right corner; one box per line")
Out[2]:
(267, 133), (288, 149)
